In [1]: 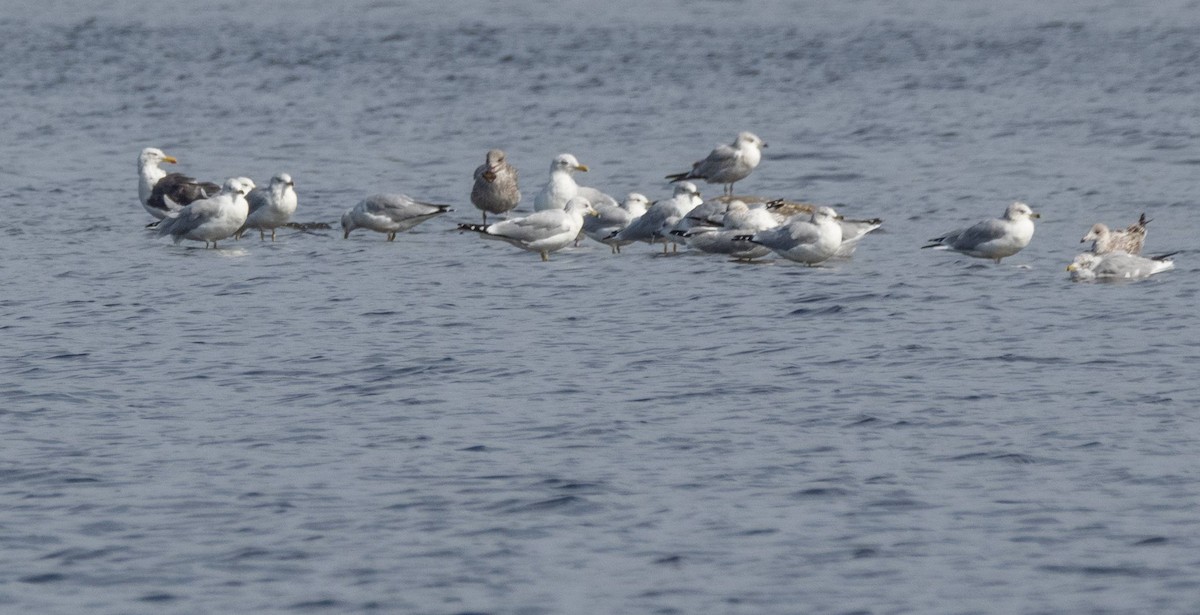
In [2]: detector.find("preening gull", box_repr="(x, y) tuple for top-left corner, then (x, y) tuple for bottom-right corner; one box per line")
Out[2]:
(612, 182), (703, 254)
(341, 194), (452, 240)
(665, 132), (767, 196)
(533, 154), (618, 211)
(470, 149), (520, 224)
(1067, 251), (1176, 281)
(582, 193), (650, 253)
(238, 173), (297, 241)
(137, 147), (220, 222)
(1081, 213), (1149, 255)
(736, 206), (843, 265)
(458, 197), (598, 261)
(156, 177), (255, 248)
(922, 202), (1039, 263)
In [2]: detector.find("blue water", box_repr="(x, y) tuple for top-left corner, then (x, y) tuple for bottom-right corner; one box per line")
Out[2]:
(3, 1), (1200, 613)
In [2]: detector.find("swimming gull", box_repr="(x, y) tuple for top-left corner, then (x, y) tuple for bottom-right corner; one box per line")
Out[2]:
(735, 206), (843, 265)
(533, 154), (618, 211)
(1081, 213), (1149, 255)
(237, 173), (297, 241)
(582, 192), (650, 253)
(156, 177), (255, 248)
(922, 201), (1039, 263)
(341, 194), (453, 240)
(137, 147), (220, 223)
(665, 132), (767, 196)
(1067, 251), (1176, 281)
(612, 182), (703, 254)
(458, 197), (598, 261)
(470, 149), (520, 224)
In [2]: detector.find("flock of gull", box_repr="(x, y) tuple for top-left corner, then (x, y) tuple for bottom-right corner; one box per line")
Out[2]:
(136, 131), (1177, 281)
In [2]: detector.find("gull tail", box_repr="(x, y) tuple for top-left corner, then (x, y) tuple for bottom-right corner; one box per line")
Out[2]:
(457, 223), (489, 234)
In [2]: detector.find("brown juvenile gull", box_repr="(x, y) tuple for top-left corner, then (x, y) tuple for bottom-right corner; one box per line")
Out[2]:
(921, 202), (1039, 264)
(665, 132), (767, 196)
(1081, 213), (1149, 255)
(470, 149), (520, 224)
(341, 194), (452, 241)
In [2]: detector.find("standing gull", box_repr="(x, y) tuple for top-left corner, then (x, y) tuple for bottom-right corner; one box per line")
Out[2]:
(533, 154), (618, 211)
(238, 173), (298, 241)
(341, 194), (452, 241)
(458, 197), (597, 261)
(665, 132), (767, 196)
(156, 177), (255, 248)
(736, 206), (843, 265)
(1067, 251), (1176, 281)
(137, 147), (219, 223)
(470, 149), (520, 224)
(922, 201), (1040, 264)
(1081, 213), (1149, 255)
(612, 182), (703, 254)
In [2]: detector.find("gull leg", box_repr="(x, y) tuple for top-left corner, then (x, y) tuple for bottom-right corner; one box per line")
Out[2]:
(270, 229), (276, 242)
(540, 251), (549, 262)
(387, 232), (396, 241)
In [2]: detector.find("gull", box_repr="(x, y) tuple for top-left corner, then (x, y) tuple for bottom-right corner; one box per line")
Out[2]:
(341, 194), (452, 240)
(612, 182), (703, 254)
(238, 173), (297, 241)
(922, 201), (1039, 264)
(1081, 213), (1149, 255)
(761, 200), (882, 257)
(533, 153), (618, 211)
(582, 193), (650, 253)
(665, 132), (767, 196)
(470, 149), (520, 224)
(156, 177), (255, 248)
(1067, 251), (1176, 281)
(457, 197), (598, 261)
(672, 201), (777, 260)
(735, 206), (843, 265)
(137, 147), (219, 223)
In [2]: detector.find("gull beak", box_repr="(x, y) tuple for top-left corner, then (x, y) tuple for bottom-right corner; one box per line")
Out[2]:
(575, 164), (589, 172)
(762, 142), (769, 148)
(1066, 263), (1077, 271)
(1031, 212), (1041, 219)
(834, 214), (844, 220)
(162, 156), (178, 164)
(1079, 237), (1086, 243)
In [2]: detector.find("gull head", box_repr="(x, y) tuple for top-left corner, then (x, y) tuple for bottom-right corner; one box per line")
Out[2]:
(271, 172), (295, 190)
(1067, 252), (1101, 280)
(813, 205), (841, 222)
(672, 181), (700, 200)
(1081, 223), (1109, 244)
(622, 193), (650, 214)
(550, 153), (588, 174)
(736, 131), (767, 150)
(485, 149), (508, 173)
(222, 177), (256, 197)
(564, 197), (598, 217)
(340, 210), (356, 238)
(139, 147), (177, 167)
(1004, 201), (1039, 221)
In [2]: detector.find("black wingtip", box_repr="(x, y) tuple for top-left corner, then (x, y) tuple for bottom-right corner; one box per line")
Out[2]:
(457, 223), (488, 234)
(664, 173), (688, 183)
